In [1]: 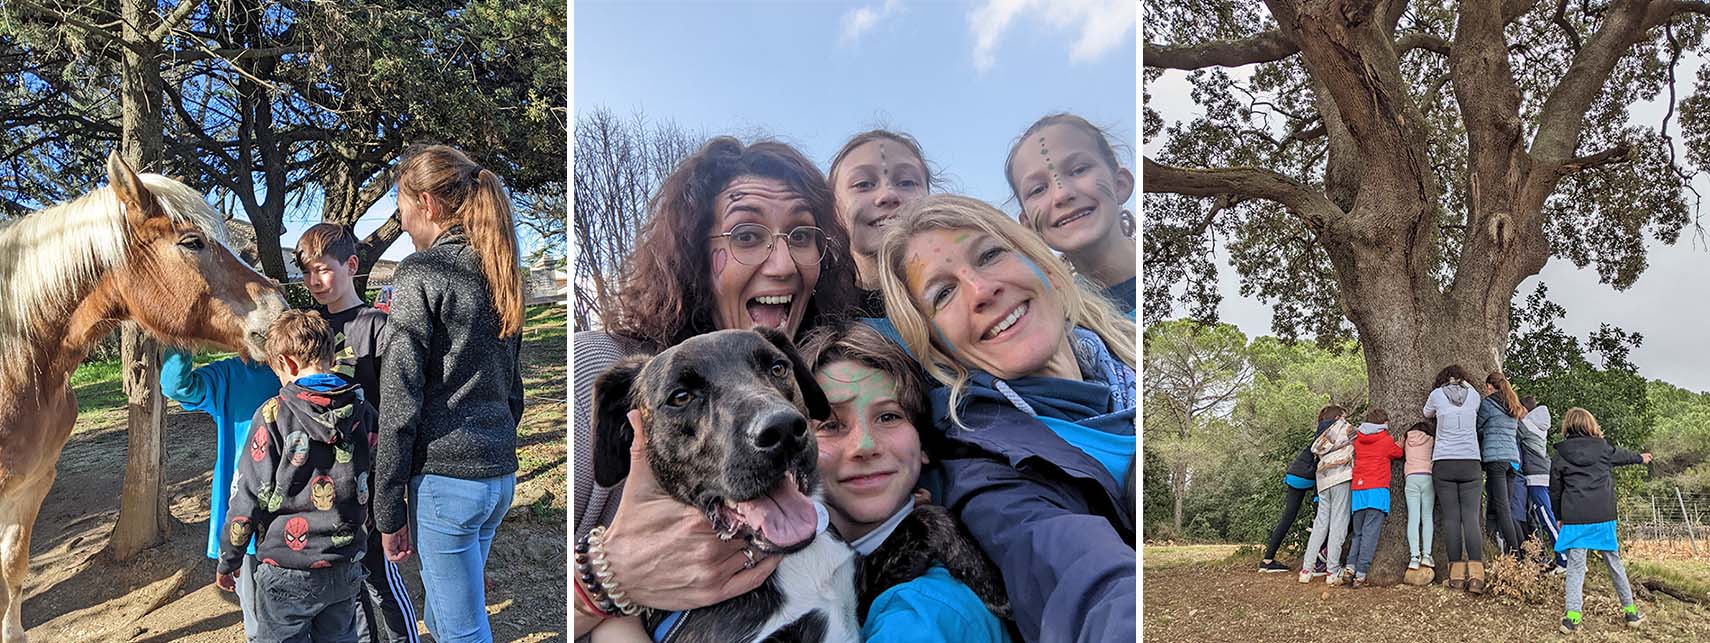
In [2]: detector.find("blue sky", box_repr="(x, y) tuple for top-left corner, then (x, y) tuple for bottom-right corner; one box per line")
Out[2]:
(572, 0), (1137, 213)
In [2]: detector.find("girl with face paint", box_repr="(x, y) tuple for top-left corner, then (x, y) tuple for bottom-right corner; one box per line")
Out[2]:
(797, 322), (1013, 642)
(572, 137), (860, 638)
(829, 130), (934, 317)
(874, 194), (1137, 643)
(1004, 114), (1137, 316)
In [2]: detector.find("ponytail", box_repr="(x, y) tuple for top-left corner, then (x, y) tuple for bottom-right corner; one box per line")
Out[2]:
(1486, 370), (1524, 419)
(466, 169), (523, 337)
(397, 144), (524, 337)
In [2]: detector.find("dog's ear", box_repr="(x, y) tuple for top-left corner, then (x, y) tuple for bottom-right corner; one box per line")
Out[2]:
(591, 355), (649, 487)
(755, 327), (831, 421)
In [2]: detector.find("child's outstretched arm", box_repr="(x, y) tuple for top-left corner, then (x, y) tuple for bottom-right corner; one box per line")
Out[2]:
(1610, 446), (1651, 467)
(216, 398), (283, 585)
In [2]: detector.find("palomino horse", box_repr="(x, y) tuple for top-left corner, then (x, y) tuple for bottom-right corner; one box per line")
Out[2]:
(0, 153), (286, 641)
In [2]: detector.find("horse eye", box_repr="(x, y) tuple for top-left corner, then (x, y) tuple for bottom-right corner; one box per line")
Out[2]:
(770, 360), (790, 378)
(179, 237), (205, 251)
(667, 390), (694, 407)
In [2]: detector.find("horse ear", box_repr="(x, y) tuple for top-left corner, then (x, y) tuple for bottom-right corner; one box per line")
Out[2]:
(755, 326), (831, 421)
(106, 151), (162, 229)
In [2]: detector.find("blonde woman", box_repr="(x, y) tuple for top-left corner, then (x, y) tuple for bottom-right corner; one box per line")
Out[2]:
(874, 194), (1135, 642)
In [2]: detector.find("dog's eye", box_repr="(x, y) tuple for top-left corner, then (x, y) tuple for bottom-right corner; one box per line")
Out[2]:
(667, 389), (694, 407)
(769, 359), (790, 378)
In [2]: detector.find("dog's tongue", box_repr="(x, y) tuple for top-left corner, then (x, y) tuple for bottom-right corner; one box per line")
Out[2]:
(733, 476), (816, 550)
(746, 301), (789, 330)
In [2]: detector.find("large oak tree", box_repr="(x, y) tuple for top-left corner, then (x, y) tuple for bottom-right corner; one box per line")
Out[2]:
(1145, 0), (1703, 582)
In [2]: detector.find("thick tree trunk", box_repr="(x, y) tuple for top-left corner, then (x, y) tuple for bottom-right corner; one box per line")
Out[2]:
(1330, 235), (1520, 584)
(110, 0), (174, 561)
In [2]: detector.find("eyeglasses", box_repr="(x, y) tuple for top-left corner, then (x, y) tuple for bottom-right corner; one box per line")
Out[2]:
(708, 223), (826, 266)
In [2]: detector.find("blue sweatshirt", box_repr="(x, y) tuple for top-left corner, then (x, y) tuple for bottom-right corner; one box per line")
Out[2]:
(160, 349), (281, 559)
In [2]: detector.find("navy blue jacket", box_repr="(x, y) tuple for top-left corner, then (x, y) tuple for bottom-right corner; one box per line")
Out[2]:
(929, 387), (1135, 643)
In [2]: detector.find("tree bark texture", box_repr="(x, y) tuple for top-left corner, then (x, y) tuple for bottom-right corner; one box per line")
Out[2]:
(1144, 0), (1691, 584)
(109, 0), (176, 561)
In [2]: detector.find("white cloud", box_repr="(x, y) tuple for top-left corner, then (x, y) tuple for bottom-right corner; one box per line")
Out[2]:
(969, 0), (1135, 72)
(840, 0), (905, 47)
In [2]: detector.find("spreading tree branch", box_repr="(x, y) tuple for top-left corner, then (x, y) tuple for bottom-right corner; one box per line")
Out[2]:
(1143, 30), (1298, 70)
(1558, 142), (1633, 173)
(1143, 158), (1341, 229)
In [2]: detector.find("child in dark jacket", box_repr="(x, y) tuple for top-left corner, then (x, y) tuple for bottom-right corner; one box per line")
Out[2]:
(1551, 407), (1651, 634)
(1259, 407), (1334, 574)
(216, 310), (378, 643)
(1346, 409), (1404, 587)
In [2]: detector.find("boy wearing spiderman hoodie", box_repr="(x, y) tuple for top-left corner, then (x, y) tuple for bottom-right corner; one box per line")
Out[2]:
(1345, 409), (1404, 588)
(215, 310), (378, 642)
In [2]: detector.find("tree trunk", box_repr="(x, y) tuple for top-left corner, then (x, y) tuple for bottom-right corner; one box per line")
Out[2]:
(111, 325), (172, 559)
(1331, 238), (1517, 584)
(1172, 466), (1187, 532)
(109, 0), (173, 561)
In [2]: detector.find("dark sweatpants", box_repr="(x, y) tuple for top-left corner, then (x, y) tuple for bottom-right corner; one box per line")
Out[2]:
(358, 527), (420, 643)
(1483, 461), (1521, 554)
(1434, 459), (1484, 562)
(1263, 484), (1312, 561)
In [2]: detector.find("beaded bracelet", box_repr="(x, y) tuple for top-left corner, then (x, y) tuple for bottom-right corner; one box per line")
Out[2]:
(575, 526), (644, 616)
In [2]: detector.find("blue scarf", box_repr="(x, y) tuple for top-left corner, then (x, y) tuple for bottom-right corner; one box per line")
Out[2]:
(955, 328), (1135, 436)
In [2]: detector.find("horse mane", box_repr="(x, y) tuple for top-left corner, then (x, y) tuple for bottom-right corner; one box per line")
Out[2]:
(0, 175), (233, 351)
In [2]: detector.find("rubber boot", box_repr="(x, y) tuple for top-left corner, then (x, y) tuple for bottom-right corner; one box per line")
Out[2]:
(1467, 560), (1487, 594)
(1446, 561), (1466, 590)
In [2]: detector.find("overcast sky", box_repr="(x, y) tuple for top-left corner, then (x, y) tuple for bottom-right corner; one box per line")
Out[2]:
(1146, 54), (1710, 394)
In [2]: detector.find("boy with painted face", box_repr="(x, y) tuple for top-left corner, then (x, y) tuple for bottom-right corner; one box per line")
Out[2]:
(216, 309), (378, 643)
(799, 322), (1013, 643)
(294, 223), (417, 643)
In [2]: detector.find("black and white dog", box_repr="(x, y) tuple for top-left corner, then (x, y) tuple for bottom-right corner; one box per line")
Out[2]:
(592, 328), (859, 643)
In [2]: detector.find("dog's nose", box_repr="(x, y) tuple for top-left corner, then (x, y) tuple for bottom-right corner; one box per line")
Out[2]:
(752, 410), (807, 454)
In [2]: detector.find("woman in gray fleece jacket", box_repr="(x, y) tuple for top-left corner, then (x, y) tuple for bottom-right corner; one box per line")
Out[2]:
(375, 145), (525, 643)
(1423, 365), (1485, 592)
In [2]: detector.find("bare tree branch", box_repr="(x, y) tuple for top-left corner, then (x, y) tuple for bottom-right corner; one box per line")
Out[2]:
(1143, 157), (1341, 228)
(1558, 142), (1633, 173)
(1143, 30), (1298, 70)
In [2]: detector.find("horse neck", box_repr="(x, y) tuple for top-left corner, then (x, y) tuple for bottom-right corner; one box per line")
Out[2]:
(0, 271), (120, 393)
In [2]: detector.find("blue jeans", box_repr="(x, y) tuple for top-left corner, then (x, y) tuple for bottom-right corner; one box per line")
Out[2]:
(410, 474), (515, 643)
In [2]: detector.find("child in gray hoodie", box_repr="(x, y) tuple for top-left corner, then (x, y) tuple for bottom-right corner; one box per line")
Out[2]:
(1520, 396), (1564, 569)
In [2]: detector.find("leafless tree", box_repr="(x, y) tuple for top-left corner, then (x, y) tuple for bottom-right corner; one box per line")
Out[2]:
(571, 106), (699, 331)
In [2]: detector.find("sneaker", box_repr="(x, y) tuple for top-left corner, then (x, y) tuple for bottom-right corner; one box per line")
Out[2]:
(1560, 617), (1579, 634)
(1259, 560), (1291, 573)
(1408, 556), (1421, 570)
(1552, 565), (1568, 577)
(1624, 605), (1643, 627)
(1351, 576), (1368, 589)
(1298, 570), (1312, 584)
(1327, 570), (1346, 586)
(1421, 554), (1435, 568)
(1313, 549), (1328, 575)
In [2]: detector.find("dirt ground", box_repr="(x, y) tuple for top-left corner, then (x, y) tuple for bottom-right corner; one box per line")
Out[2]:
(24, 309), (568, 642)
(1143, 545), (1710, 642)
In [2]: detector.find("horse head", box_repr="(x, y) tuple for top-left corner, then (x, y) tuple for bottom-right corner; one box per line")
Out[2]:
(101, 152), (286, 361)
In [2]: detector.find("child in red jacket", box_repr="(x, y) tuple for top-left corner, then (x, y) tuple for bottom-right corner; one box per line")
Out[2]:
(1345, 408), (1404, 587)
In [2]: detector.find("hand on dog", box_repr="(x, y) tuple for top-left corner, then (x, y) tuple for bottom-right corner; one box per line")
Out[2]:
(603, 410), (782, 611)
